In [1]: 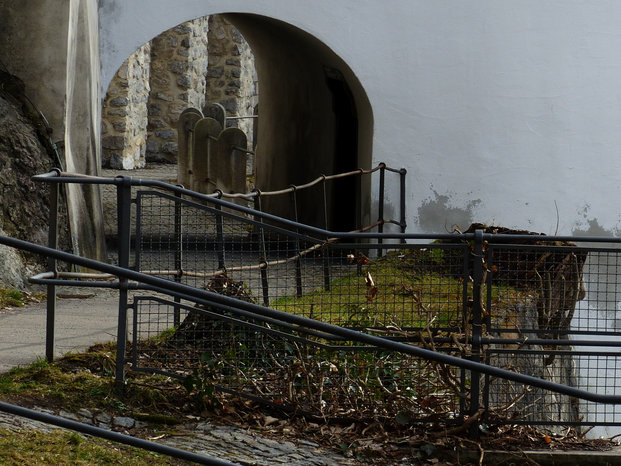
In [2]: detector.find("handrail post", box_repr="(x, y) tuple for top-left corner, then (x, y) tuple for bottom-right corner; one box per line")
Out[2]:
(290, 187), (303, 298)
(377, 164), (385, 258)
(253, 190), (270, 306)
(45, 180), (60, 362)
(173, 190), (183, 327)
(469, 229), (485, 437)
(214, 191), (225, 270)
(115, 177), (132, 393)
(321, 176), (331, 290)
(399, 168), (407, 240)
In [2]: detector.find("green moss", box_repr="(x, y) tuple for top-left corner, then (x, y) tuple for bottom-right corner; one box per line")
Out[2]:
(0, 353), (183, 416)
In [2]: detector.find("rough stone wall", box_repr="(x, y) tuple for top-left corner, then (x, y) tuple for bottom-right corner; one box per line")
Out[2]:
(205, 15), (258, 152)
(102, 43), (151, 169)
(146, 18), (209, 163)
(102, 15), (257, 170)
(0, 93), (52, 286)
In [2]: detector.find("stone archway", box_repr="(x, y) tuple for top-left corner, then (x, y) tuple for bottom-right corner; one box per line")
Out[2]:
(101, 11), (374, 231)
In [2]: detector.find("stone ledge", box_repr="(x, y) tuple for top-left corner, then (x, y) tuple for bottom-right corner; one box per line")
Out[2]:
(439, 448), (621, 465)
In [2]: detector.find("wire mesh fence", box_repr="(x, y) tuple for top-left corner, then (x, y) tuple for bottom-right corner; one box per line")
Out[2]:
(127, 191), (621, 428)
(31, 170), (621, 431)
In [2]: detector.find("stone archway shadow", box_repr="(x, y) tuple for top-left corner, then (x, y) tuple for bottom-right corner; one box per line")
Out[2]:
(225, 14), (374, 230)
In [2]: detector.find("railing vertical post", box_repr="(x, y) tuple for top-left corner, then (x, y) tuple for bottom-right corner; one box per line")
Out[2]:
(290, 187), (303, 298)
(399, 168), (407, 240)
(173, 191), (183, 327)
(214, 191), (226, 270)
(459, 245), (471, 423)
(321, 176), (331, 290)
(115, 177), (132, 393)
(469, 229), (485, 438)
(481, 246), (493, 425)
(45, 179), (59, 363)
(253, 190), (270, 306)
(214, 191), (227, 306)
(377, 163), (385, 258)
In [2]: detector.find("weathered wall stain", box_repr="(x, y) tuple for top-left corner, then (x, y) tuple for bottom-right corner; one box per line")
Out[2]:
(417, 190), (481, 233)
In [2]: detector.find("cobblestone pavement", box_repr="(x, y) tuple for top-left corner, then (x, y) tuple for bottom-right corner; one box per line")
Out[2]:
(0, 407), (357, 465)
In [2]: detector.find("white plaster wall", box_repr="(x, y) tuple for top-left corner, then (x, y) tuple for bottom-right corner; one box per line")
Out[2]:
(99, 0), (621, 236)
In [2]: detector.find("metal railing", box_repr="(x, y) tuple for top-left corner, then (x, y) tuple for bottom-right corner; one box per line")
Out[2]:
(27, 169), (621, 437)
(103, 162), (407, 243)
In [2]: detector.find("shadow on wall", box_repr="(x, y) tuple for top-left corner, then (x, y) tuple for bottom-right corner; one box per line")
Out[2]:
(225, 14), (374, 231)
(417, 191), (481, 233)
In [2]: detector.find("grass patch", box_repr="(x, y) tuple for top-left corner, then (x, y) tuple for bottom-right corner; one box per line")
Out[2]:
(273, 250), (467, 329)
(272, 248), (532, 331)
(0, 357), (117, 412)
(0, 288), (25, 308)
(0, 346), (186, 417)
(0, 429), (181, 465)
(0, 287), (45, 309)
(0, 349), (195, 464)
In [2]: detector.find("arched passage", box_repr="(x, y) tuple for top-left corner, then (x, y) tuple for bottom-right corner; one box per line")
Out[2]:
(102, 12), (374, 231)
(225, 14), (373, 230)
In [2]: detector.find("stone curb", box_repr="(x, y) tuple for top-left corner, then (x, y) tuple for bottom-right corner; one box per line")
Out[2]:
(439, 447), (621, 465)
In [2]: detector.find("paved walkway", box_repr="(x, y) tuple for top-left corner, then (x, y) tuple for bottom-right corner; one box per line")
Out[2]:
(0, 165), (177, 371)
(0, 288), (119, 373)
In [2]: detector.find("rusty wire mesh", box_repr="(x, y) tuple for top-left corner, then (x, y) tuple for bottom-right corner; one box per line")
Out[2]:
(124, 187), (621, 428)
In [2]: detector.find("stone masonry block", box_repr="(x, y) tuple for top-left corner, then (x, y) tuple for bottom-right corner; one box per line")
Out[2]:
(168, 60), (189, 74)
(113, 121), (127, 132)
(154, 92), (174, 102)
(102, 135), (125, 150)
(207, 66), (224, 78)
(177, 74), (192, 89)
(109, 96), (129, 107)
(106, 108), (128, 117)
(155, 129), (175, 140)
(162, 142), (178, 154)
(148, 104), (162, 116)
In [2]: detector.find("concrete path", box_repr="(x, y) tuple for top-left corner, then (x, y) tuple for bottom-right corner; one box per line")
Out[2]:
(0, 288), (120, 373)
(0, 165), (176, 373)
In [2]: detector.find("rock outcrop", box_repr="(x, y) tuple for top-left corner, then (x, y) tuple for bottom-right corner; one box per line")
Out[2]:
(0, 90), (53, 286)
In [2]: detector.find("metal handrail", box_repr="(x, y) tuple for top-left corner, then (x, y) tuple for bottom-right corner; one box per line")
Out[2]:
(32, 170), (621, 246)
(35, 162), (392, 200)
(0, 232), (618, 404)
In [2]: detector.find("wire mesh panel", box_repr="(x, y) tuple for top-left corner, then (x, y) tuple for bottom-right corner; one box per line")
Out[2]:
(486, 350), (621, 428)
(483, 242), (621, 428)
(485, 349), (580, 426)
(130, 296), (468, 422)
(572, 248), (621, 334)
(575, 352), (621, 426)
(486, 244), (588, 337)
(134, 190), (333, 304)
(124, 186), (621, 429)
(272, 243), (469, 333)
